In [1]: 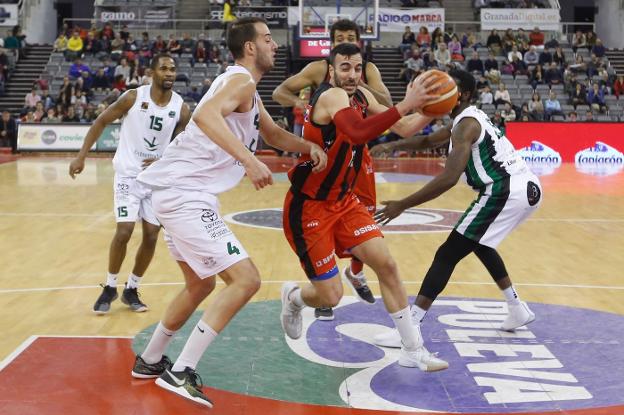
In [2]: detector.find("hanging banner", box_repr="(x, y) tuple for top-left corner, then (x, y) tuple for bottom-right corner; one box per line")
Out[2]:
(480, 8), (561, 31)
(0, 4), (18, 27)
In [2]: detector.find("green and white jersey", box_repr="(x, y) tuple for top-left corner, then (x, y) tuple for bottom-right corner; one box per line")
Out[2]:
(450, 106), (529, 191)
(112, 85), (184, 178)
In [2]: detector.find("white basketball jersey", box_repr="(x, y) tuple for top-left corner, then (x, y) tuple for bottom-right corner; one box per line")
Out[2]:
(450, 106), (529, 190)
(112, 85), (184, 177)
(137, 65), (261, 194)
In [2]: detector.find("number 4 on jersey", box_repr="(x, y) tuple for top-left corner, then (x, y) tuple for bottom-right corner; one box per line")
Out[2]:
(227, 242), (240, 255)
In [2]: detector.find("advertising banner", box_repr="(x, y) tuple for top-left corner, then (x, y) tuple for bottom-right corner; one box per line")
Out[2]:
(0, 4), (18, 27)
(480, 8), (560, 31)
(207, 6), (288, 28)
(299, 38), (332, 58)
(18, 123), (121, 152)
(507, 122), (624, 176)
(95, 5), (174, 26)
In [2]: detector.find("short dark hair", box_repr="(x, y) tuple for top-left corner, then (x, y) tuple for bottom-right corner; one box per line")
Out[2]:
(227, 17), (267, 59)
(330, 19), (360, 43)
(150, 53), (175, 70)
(329, 43), (361, 66)
(449, 69), (476, 99)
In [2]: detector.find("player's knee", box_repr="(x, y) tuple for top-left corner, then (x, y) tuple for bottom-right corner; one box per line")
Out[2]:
(322, 282), (344, 307)
(373, 256), (400, 281)
(113, 227), (133, 244)
(241, 273), (261, 297)
(142, 230), (159, 247)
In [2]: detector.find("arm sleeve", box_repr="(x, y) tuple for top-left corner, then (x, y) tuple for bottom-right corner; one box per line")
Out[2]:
(333, 106), (401, 145)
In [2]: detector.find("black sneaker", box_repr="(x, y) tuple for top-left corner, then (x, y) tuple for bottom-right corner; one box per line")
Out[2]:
(93, 284), (118, 314)
(314, 307), (335, 321)
(131, 355), (172, 379)
(342, 267), (376, 304)
(156, 367), (213, 408)
(121, 284), (148, 312)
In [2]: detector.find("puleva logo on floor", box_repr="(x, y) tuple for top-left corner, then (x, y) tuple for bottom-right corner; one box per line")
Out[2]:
(224, 208), (463, 234)
(517, 140), (562, 176)
(575, 141), (624, 176)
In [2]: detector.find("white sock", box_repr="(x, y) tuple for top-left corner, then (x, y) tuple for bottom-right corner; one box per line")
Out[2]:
(126, 273), (142, 289)
(106, 272), (118, 288)
(288, 287), (306, 308)
(390, 306), (422, 350)
(141, 321), (176, 364)
(172, 320), (218, 372)
(410, 305), (427, 324)
(502, 285), (521, 305)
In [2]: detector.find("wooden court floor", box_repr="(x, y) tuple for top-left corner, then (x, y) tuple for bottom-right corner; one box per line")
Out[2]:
(0, 155), (623, 414)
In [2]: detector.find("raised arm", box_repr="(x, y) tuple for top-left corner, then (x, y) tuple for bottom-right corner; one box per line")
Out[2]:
(69, 89), (136, 178)
(374, 118), (481, 224)
(359, 62), (393, 107)
(192, 73), (274, 190)
(272, 60), (325, 108)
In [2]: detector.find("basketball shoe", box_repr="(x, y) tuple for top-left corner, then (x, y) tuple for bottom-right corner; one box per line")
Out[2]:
(131, 355), (172, 379)
(156, 367), (213, 408)
(501, 302), (535, 331)
(399, 345), (449, 372)
(342, 267), (375, 304)
(93, 284), (118, 314)
(314, 307), (334, 321)
(280, 282), (303, 339)
(121, 284), (148, 312)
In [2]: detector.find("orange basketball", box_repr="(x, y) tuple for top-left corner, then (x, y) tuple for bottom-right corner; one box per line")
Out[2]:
(417, 69), (459, 118)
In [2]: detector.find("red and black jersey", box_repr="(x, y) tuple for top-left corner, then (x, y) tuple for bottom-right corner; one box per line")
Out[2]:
(288, 82), (369, 201)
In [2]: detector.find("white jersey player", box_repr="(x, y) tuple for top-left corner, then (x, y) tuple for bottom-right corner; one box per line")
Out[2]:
(371, 69), (542, 350)
(130, 18), (327, 408)
(69, 54), (191, 315)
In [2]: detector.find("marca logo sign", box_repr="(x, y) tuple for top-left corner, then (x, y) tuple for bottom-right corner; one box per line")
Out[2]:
(575, 141), (624, 176)
(518, 140), (562, 176)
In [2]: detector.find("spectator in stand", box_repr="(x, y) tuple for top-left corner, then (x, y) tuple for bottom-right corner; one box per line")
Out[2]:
(399, 26), (416, 54)
(586, 54), (601, 78)
(101, 22), (114, 40)
(479, 85), (493, 105)
(194, 40), (208, 64)
(587, 83), (607, 113)
(494, 82), (512, 107)
(502, 29), (515, 53)
(511, 55), (528, 76)
(585, 31), (596, 51)
(119, 25), (130, 41)
(570, 83), (587, 108)
(21, 110), (35, 123)
(544, 91), (564, 120)
(491, 110), (505, 130)
(185, 85), (202, 103)
(507, 44), (522, 62)
(152, 35), (167, 54)
(528, 27), (544, 48)
(43, 108), (61, 123)
(523, 45), (539, 67)
(180, 32), (195, 55)
(3, 29), (19, 50)
(209, 44), (222, 64)
(515, 28), (529, 46)
(99, 34), (111, 56)
(112, 74), (126, 91)
(553, 46), (566, 66)
(500, 59), (514, 75)
(53, 32), (68, 54)
(569, 55), (587, 74)
(568, 111), (578, 122)
(83, 32), (100, 57)
(476, 75), (490, 92)
(167, 34), (181, 54)
(62, 105), (80, 122)
(93, 68), (111, 91)
(592, 38), (606, 58)
(68, 58), (90, 79)
(66, 31), (83, 61)
(448, 34), (463, 61)
(466, 50), (484, 75)
(584, 110), (595, 122)
(529, 92), (544, 121)
(33, 101), (45, 122)
(400, 48), (424, 82)
(613, 75), (624, 99)
(430, 27), (442, 50)
(519, 102), (530, 120)
(530, 63), (544, 89)
(572, 31), (586, 53)
(501, 102), (516, 123)
(114, 57), (131, 82)
(138, 32), (153, 67)
(484, 52), (499, 73)
(434, 42), (451, 67)
(24, 87), (41, 109)
(545, 62), (563, 86)
(200, 77), (213, 97)
(0, 110), (16, 152)
(538, 46), (552, 66)
(110, 32), (125, 60)
(140, 68), (152, 85)
(416, 26), (431, 47)
(486, 29), (502, 55)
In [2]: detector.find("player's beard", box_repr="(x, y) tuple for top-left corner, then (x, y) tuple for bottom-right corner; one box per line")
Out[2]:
(333, 71), (357, 96)
(256, 52), (274, 74)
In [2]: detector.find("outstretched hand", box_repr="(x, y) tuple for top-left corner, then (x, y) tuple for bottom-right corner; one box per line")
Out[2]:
(374, 200), (407, 225)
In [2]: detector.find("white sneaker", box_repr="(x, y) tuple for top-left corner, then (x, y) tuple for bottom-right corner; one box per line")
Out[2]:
(373, 327), (403, 348)
(398, 345), (449, 372)
(501, 301), (536, 331)
(280, 282), (303, 339)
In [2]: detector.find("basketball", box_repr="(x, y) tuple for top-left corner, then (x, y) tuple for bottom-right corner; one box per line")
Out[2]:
(417, 70), (459, 118)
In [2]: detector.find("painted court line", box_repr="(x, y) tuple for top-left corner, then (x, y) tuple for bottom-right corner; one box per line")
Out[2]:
(1, 279), (624, 295)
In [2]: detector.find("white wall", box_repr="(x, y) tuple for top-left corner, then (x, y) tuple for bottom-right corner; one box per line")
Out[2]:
(23, 0), (57, 44)
(595, 0), (624, 48)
